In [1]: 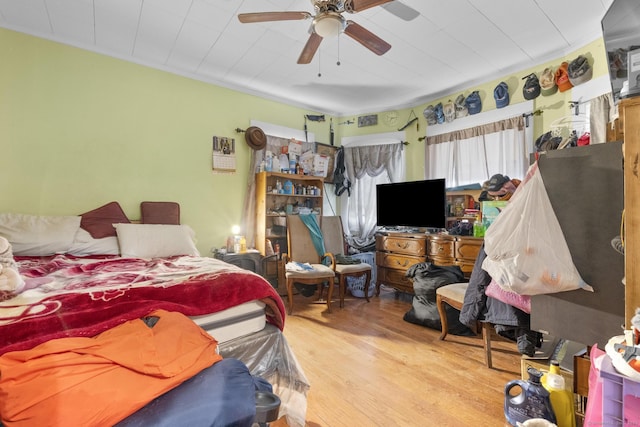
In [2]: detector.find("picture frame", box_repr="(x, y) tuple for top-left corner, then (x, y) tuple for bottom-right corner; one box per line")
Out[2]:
(358, 114), (378, 127)
(315, 142), (338, 184)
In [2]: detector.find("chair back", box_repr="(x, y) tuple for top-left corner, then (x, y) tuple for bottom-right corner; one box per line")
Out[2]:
(320, 216), (346, 255)
(286, 215), (323, 264)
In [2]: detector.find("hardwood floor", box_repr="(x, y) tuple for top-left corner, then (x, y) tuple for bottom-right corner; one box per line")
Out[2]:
(273, 285), (521, 427)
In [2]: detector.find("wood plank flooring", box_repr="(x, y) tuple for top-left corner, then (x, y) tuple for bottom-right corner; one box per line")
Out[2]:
(272, 285), (521, 427)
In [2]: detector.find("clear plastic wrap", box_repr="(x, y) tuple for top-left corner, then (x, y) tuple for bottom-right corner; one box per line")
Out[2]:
(219, 324), (310, 427)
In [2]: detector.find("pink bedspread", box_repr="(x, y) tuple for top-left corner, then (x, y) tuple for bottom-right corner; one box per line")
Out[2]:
(0, 255), (285, 355)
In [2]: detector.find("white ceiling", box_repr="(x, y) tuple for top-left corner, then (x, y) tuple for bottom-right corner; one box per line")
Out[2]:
(0, 0), (615, 116)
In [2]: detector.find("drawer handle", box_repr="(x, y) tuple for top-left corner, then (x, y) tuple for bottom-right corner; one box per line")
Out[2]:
(438, 247), (443, 252)
(394, 259), (409, 267)
(394, 242), (409, 249)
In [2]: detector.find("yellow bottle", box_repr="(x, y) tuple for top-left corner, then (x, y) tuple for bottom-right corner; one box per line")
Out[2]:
(542, 360), (575, 427)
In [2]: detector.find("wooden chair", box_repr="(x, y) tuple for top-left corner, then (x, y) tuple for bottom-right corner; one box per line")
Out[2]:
(283, 215), (335, 315)
(435, 282), (495, 368)
(320, 216), (373, 306)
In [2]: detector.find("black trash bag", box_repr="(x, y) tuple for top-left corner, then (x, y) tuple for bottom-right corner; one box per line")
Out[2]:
(403, 262), (474, 336)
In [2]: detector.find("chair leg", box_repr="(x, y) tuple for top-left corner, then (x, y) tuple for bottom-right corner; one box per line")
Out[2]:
(326, 280), (333, 313)
(339, 276), (346, 308)
(435, 295), (449, 340)
(363, 270), (372, 302)
(286, 279), (294, 315)
(482, 322), (493, 369)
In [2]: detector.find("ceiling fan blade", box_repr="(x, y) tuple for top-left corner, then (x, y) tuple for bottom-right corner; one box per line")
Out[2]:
(348, 0), (393, 13)
(297, 32), (323, 64)
(344, 21), (391, 56)
(238, 11), (311, 24)
(381, 2), (420, 21)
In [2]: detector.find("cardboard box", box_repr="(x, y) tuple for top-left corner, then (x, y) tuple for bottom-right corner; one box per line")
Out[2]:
(481, 200), (508, 229)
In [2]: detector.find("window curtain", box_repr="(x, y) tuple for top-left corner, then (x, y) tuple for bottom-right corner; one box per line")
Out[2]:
(424, 115), (530, 187)
(340, 143), (404, 249)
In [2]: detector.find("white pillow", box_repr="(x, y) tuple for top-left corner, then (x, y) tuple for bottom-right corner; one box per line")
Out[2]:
(114, 223), (200, 258)
(0, 213), (81, 256)
(68, 228), (120, 256)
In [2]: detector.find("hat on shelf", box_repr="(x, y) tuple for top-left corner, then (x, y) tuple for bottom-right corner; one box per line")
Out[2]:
(494, 82), (510, 108)
(539, 67), (558, 96)
(465, 91), (482, 115)
(423, 105), (437, 125)
(454, 94), (468, 118)
(522, 73), (541, 100)
(487, 174), (510, 192)
(434, 102), (445, 124)
(443, 100), (456, 122)
(555, 62), (573, 92)
(568, 55), (593, 86)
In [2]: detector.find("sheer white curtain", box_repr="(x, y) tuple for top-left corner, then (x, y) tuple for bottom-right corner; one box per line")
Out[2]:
(424, 102), (534, 187)
(339, 133), (405, 249)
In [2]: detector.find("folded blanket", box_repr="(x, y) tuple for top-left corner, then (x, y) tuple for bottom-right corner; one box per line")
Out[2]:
(0, 237), (24, 299)
(0, 236), (17, 270)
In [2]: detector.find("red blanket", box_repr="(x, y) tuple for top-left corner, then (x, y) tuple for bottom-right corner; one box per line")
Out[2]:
(0, 255), (285, 355)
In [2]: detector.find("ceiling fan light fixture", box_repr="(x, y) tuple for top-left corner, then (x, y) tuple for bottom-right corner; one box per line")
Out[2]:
(313, 13), (345, 38)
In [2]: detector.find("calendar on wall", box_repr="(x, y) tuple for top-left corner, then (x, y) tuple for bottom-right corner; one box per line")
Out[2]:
(212, 136), (236, 173)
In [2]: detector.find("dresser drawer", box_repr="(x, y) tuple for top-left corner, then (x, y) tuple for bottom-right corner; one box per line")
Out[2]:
(376, 235), (427, 256)
(376, 252), (425, 271)
(454, 237), (483, 262)
(428, 235), (454, 259)
(384, 268), (414, 289)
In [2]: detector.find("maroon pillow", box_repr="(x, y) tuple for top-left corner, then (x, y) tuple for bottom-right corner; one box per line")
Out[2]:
(80, 202), (130, 238)
(140, 201), (180, 225)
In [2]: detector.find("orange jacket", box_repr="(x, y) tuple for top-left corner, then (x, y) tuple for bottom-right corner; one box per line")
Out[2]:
(0, 310), (221, 426)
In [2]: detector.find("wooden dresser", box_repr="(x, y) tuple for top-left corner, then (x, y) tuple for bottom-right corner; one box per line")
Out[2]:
(376, 233), (483, 294)
(375, 233), (428, 294)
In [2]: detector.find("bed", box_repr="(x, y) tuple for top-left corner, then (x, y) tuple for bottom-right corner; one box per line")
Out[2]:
(0, 203), (310, 427)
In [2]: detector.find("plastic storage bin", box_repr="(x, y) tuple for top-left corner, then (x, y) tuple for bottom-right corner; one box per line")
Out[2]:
(346, 252), (376, 298)
(600, 354), (640, 426)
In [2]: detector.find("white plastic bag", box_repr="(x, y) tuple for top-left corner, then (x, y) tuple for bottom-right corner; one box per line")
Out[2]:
(482, 162), (592, 295)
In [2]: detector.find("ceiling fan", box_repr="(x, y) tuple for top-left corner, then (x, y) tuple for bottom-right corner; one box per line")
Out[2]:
(238, 0), (409, 64)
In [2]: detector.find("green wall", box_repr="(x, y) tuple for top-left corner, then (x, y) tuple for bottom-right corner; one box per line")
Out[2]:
(0, 28), (333, 254)
(1, 28), (610, 253)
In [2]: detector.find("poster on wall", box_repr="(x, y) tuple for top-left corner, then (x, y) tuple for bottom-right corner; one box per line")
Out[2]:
(315, 142), (338, 183)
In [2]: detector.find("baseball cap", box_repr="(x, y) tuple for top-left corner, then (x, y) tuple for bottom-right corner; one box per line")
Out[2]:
(522, 73), (541, 100)
(465, 91), (482, 115)
(443, 100), (455, 123)
(568, 55), (593, 86)
(454, 94), (468, 118)
(539, 67), (558, 96)
(494, 82), (509, 108)
(487, 174), (510, 192)
(555, 62), (573, 92)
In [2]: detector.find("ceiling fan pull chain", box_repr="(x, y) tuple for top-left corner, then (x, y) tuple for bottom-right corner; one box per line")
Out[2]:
(337, 35), (341, 66)
(318, 49), (322, 77)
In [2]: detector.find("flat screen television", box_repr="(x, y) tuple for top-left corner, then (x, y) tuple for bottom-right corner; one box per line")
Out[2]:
(601, 0), (640, 101)
(376, 178), (446, 231)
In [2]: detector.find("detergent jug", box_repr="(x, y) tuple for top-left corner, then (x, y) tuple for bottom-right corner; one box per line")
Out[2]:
(542, 360), (575, 427)
(504, 367), (557, 426)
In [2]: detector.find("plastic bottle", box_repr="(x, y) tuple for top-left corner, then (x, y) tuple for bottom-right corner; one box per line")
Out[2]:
(542, 360), (575, 427)
(504, 367), (557, 426)
(473, 213), (485, 237)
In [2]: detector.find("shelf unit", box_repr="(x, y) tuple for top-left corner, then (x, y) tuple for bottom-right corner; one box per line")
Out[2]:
(255, 171), (324, 257)
(445, 189), (482, 229)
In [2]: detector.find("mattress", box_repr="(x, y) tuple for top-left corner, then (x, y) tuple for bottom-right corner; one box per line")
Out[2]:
(191, 300), (266, 344)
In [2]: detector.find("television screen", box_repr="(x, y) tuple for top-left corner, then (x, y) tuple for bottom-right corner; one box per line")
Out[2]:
(376, 178), (446, 230)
